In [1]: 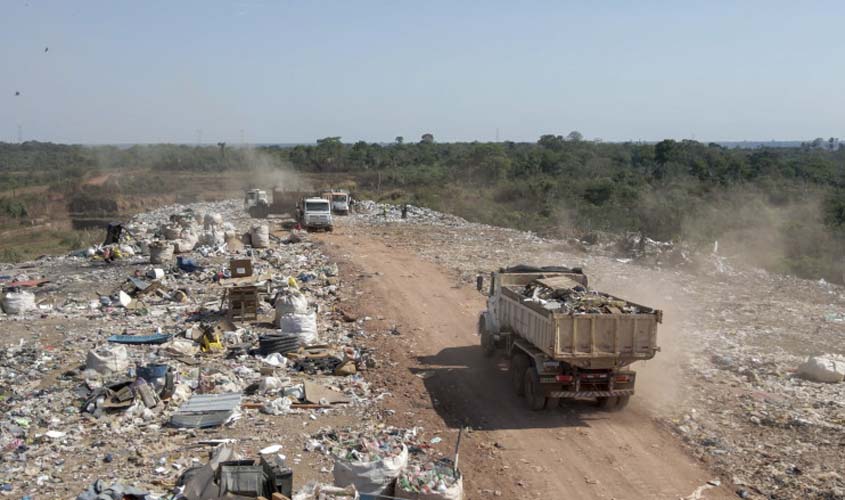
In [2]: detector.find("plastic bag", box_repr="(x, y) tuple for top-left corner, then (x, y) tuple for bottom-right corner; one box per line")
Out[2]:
(279, 312), (318, 344)
(149, 242), (174, 264)
(333, 444), (408, 496)
(1, 290), (36, 314)
(275, 291), (310, 316)
(86, 345), (129, 375)
(251, 225), (270, 248)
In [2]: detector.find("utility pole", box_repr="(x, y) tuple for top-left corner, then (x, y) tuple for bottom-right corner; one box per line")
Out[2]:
(196, 129), (203, 145)
(17, 124), (22, 143)
(496, 128), (500, 142)
(240, 129), (245, 146)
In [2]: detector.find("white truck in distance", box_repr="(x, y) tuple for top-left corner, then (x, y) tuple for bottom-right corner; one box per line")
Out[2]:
(298, 197), (334, 231)
(325, 191), (350, 215)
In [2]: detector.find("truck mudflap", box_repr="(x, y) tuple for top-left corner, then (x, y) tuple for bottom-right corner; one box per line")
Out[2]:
(548, 389), (634, 398)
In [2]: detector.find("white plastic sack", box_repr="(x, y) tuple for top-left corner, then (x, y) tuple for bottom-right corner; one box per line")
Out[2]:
(799, 355), (845, 383)
(262, 352), (289, 368)
(86, 345), (129, 375)
(333, 444), (408, 496)
(161, 338), (200, 357)
(162, 225), (181, 240)
(279, 312), (318, 344)
(275, 291), (310, 316)
(262, 396), (293, 415)
(1, 290), (36, 314)
(173, 238), (196, 254)
(118, 244), (136, 257)
(259, 376), (286, 394)
(149, 242), (174, 264)
(251, 224), (270, 248)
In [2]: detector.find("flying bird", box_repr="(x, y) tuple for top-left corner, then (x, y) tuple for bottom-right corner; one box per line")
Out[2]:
(14, 91), (20, 96)
(44, 47), (48, 52)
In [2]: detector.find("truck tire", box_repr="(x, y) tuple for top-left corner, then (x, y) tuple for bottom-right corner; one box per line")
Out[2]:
(523, 369), (547, 411)
(478, 315), (495, 357)
(511, 353), (530, 396)
(614, 395), (630, 410)
(596, 395), (630, 411)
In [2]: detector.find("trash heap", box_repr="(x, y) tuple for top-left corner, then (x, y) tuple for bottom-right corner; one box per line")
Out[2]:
(0, 198), (393, 499)
(519, 281), (645, 314)
(397, 457), (462, 499)
(307, 426), (464, 500)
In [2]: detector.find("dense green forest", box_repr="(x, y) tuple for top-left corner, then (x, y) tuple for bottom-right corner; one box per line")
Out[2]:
(2, 138), (845, 281)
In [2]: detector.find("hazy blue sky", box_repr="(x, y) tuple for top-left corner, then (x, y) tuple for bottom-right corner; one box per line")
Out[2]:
(1, 1), (843, 144)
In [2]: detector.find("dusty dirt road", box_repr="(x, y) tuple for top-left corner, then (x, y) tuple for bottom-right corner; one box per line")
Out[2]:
(319, 227), (731, 500)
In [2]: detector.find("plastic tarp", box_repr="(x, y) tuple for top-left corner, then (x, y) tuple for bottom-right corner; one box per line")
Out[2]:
(333, 444), (408, 496)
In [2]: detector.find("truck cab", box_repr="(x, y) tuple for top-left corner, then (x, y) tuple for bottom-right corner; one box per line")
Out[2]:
(244, 189), (268, 209)
(330, 191), (350, 215)
(244, 189), (270, 218)
(299, 197), (333, 231)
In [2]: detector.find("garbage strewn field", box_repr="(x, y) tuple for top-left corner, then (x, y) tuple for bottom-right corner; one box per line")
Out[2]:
(0, 200), (462, 499)
(348, 201), (845, 500)
(2, 197), (844, 499)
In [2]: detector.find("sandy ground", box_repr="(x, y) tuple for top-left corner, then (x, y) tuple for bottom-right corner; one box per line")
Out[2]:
(317, 225), (732, 499)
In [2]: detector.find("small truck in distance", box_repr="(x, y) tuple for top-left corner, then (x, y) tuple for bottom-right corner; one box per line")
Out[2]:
(477, 265), (661, 411)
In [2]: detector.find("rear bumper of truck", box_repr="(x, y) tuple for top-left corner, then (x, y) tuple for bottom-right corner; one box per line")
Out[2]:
(548, 389), (634, 399)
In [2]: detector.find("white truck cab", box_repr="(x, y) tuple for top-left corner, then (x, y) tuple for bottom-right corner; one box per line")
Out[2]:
(244, 189), (268, 209)
(330, 192), (350, 215)
(300, 197), (333, 231)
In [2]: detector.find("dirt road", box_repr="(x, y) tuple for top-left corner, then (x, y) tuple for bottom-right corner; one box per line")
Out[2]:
(319, 227), (730, 499)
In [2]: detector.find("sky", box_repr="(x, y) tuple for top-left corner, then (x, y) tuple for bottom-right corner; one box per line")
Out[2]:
(1, 1), (843, 144)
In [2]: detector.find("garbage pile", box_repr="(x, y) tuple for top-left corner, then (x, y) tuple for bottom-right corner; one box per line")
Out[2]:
(518, 281), (645, 314)
(307, 426), (463, 500)
(0, 199), (390, 499)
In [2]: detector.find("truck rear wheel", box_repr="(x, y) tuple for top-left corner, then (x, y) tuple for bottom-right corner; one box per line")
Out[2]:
(478, 315), (495, 357)
(523, 369), (547, 411)
(511, 353), (530, 396)
(596, 395), (630, 411)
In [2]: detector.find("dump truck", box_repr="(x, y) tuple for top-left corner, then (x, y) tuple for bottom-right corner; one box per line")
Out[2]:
(321, 190), (351, 215)
(297, 197), (334, 231)
(477, 265), (661, 411)
(246, 187), (308, 219)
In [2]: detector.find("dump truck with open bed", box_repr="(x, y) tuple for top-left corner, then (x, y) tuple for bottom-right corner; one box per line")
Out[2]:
(477, 265), (661, 410)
